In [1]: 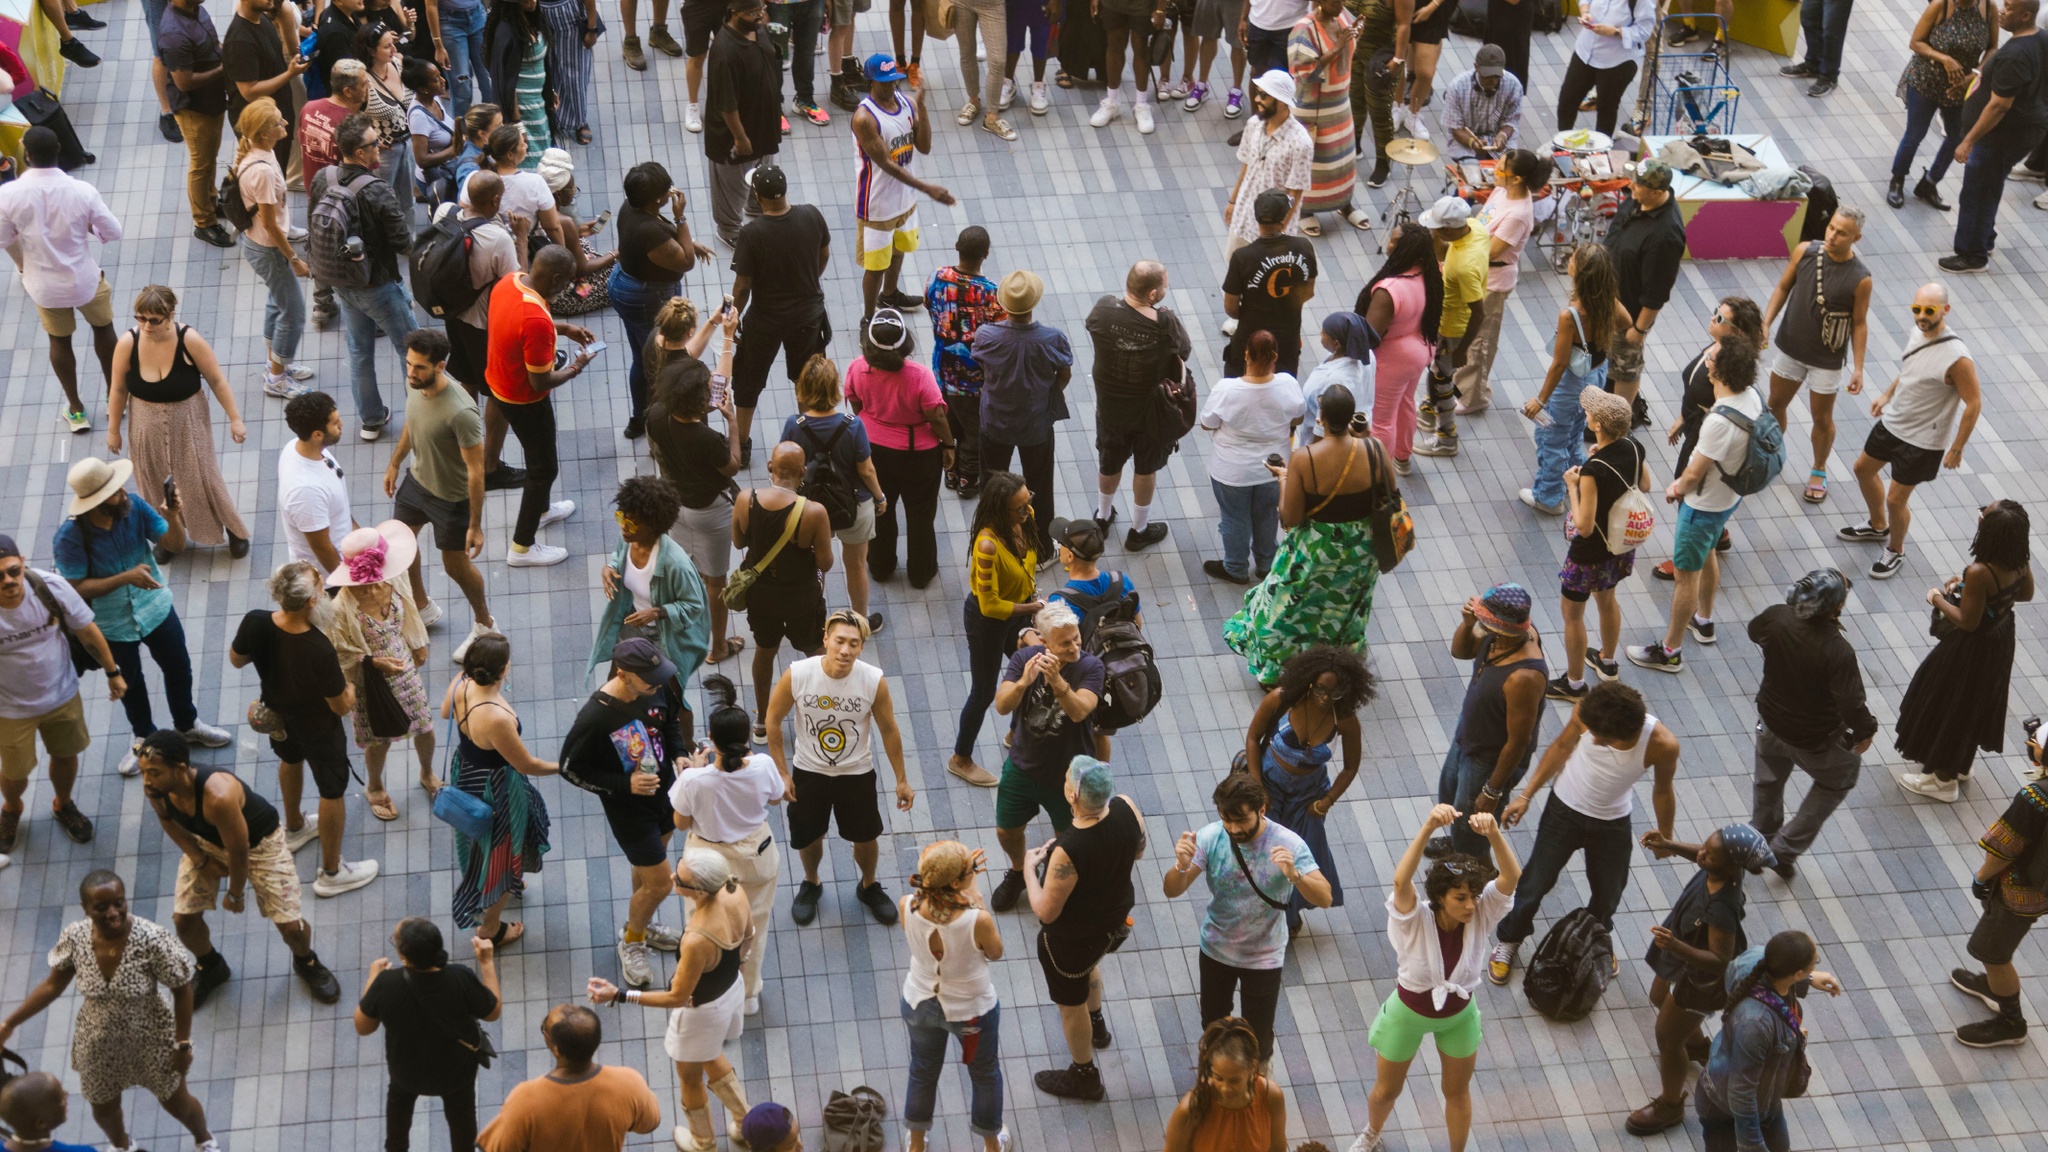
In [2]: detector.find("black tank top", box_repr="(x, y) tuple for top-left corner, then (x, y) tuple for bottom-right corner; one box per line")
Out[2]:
(120, 325), (206, 404)
(690, 931), (744, 1004)
(164, 765), (282, 847)
(743, 491), (817, 589)
(1455, 634), (1548, 767)
(1303, 441), (1376, 524)
(1048, 796), (1141, 939)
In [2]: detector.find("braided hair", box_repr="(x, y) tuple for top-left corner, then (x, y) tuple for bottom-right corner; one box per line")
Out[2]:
(1186, 1017), (1262, 1131)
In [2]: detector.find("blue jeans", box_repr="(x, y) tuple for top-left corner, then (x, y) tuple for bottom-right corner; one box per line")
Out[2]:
(240, 235), (306, 363)
(901, 997), (1003, 1138)
(1436, 742), (1533, 860)
(1954, 139), (2032, 260)
(1529, 367), (1600, 508)
(1892, 86), (1964, 182)
(770, 0), (826, 103)
(1493, 793), (1633, 943)
(107, 609), (197, 739)
(142, 0), (167, 53)
(1212, 478), (1280, 580)
(1797, 0), (1853, 80)
(607, 266), (680, 419)
(439, 0), (490, 115)
(334, 280), (418, 428)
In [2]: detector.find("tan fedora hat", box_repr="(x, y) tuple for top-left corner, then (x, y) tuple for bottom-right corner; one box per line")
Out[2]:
(65, 456), (134, 517)
(999, 269), (1045, 314)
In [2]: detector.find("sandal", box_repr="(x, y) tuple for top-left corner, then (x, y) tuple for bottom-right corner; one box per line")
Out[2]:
(1299, 215), (1322, 237)
(1055, 70), (1075, 89)
(366, 790), (399, 822)
(981, 116), (1018, 141)
(419, 774), (445, 799)
(574, 126), (593, 145)
(1341, 205), (1373, 230)
(1802, 470), (1828, 503)
(486, 921), (526, 948)
(711, 636), (747, 663)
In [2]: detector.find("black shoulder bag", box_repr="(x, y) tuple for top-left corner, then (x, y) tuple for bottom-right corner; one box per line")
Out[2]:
(401, 968), (497, 1068)
(25, 569), (97, 676)
(1229, 834), (1293, 912)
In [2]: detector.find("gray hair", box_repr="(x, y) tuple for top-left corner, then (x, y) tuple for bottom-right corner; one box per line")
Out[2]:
(269, 561), (324, 612)
(1833, 205), (1865, 233)
(1067, 755), (1114, 813)
(330, 58), (368, 94)
(679, 848), (737, 894)
(1033, 600), (1080, 636)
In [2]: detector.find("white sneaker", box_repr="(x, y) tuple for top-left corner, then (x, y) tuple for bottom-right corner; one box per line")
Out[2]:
(1899, 771), (1960, 803)
(261, 372), (310, 399)
(539, 499), (576, 527)
(999, 78), (1015, 109)
(2036, 188), (2048, 210)
(284, 817), (320, 852)
(1135, 99), (1155, 134)
(284, 361), (316, 380)
(359, 423), (383, 442)
(744, 995), (761, 1015)
(1348, 1131), (1384, 1152)
(116, 744), (141, 776)
(1030, 81), (1049, 114)
(1392, 104), (1412, 133)
(685, 102), (703, 132)
(313, 858), (380, 897)
(1409, 117), (1432, 142)
(1090, 96), (1121, 127)
(181, 722), (233, 748)
(619, 934), (656, 988)
(1220, 316), (1239, 336)
(997, 1126), (1012, 1151)
(452, 620), (499, 662)
(672, 1124), (716, 1152)
(643, 920), (683, 952)
(416, 599), (443, 627)
(507, 544), (569, 567)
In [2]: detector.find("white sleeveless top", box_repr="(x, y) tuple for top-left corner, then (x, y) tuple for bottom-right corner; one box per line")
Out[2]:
(1881, 332), (1971, 451)
(1553, 715), (1658, 822)
(854, 93), (918, 224)
(788, 656), (884, 778)
(901, 905), (998, 1021)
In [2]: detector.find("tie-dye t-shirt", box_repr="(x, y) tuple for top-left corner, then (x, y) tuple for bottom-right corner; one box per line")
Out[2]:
(1196, 818), (1318, 970)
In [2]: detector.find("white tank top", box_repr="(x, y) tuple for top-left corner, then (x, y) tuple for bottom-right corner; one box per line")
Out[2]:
(854, 93), (918, 224)
(1552, 715), (1658, 822)
(901, 905), (998, 1021)
(1880, 332), (1971, 451)
(788, 656), (884, 777)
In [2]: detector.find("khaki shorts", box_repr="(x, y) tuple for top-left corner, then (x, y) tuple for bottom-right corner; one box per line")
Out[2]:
(0, 694), (91, 782)
(175, 830), (306, 925)
(835, 497), (878, 546)
(37, 275), (115, 338)
(831, 0), (855, 25)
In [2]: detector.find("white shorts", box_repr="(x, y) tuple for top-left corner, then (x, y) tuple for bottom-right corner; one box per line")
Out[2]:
(1772, 350), (1844, 395)
(663, 977), (746, 1063)
(835, 497), (877, 546)
(856, 209), (921, 272)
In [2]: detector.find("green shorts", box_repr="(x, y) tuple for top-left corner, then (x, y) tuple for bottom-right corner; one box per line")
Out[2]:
(1367, 991), (1482, 1062)
(994, 758), (1074, 834)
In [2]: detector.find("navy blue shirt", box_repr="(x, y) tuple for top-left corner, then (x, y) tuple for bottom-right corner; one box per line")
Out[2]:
(780, 412), (874, 503)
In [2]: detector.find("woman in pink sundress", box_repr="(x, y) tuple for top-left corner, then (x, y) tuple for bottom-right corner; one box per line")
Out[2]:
(1356, 222), (1442, 474)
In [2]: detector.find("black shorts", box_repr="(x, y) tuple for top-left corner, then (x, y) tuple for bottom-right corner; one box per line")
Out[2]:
(1410, 0), (1455, 43)
(393, 473), (472, 550)
(447, 318), (489, 393)
(1038, 928), (1114, 1006)
(1096, 421), (1177, 476)
(601, 794), (675, 867)
(270, 719), (352, 800)
(747, 582), (826, 653)
(786, 767), (885, 849)
(1968, 900), (2038, 967)
(682, 0), (724, 55)
(1099, 5), (1149, 32)
(731, 309), (829, 409)
(1865, 421), (1944, 487)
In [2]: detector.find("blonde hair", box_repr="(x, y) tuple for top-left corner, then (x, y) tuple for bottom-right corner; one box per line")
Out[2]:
(908, 840), (978, 920)
(644, 296), (699, 382)
(794, 354), (841, 412)
(132, 285), (178, 320)
(233, 97), (285, 167)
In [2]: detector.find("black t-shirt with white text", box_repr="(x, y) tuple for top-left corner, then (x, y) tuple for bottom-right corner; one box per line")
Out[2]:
(1222, 234), (1318, 352)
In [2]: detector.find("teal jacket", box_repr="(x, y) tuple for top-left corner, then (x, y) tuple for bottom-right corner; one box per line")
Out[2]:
(586, 535), (711, 689)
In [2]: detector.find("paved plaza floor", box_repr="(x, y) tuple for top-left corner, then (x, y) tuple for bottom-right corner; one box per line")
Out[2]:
(2, 3), (2047, 1149)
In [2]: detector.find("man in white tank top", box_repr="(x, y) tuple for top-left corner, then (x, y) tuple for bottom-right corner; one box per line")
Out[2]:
(1838, 281), (1982, 580)
(851, 53), (956, 318)
(1486, 681), (1679, 984)
(763, 608), (914, 928)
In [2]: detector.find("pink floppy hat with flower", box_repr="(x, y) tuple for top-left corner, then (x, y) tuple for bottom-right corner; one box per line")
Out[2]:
(326, 521), (420, 587)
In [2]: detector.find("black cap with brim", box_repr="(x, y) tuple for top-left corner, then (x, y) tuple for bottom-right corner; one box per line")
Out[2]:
(611, 636), (678, 684)
(0, 535), (19, 561)
(1048, 517), (1104, 560)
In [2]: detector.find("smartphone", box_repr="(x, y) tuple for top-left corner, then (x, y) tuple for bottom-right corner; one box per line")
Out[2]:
(710, 373), (729, 411)
(591, 209), (612, 231)
(1265, 453), (1285, 470)
(721, 293), (735, 317)
(162, 475), (177, 507)
(582, 341), (609, 357)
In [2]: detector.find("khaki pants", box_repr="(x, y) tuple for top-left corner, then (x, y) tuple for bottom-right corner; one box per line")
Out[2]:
(174, 108), (224, 229)
(1452, 286), (1512, 409)
(687, 825), (780, 999)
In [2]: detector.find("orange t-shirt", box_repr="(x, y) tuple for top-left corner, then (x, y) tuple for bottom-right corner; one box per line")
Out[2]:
(475, 1065), (661, 1152)
(484, 273), (558, 404)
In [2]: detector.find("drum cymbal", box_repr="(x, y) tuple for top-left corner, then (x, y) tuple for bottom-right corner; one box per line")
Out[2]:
(1387, 137), (1439, 165)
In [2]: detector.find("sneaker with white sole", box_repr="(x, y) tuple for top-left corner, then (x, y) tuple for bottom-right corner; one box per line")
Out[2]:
(1135, 100), (1155, 134)
(1626, 642), (1684, 674)
(1348, 1130), (1384, 1152)
(1030, 81), (1049, 114)
(416, 599), (444, 627)
(744, 995), (761, 1016)
(1837, 521), (1888, 542)
(1090, 96), (1121, 127)
(116, 744), (141, 776)
(507, 543), (569, 567)
(1899, 771), (1960, 802)
(262, 372), (311, 398)
(1392, 104), (1412, 133)
(284, 362), (316, 380)
(1157, 80), (1187, 100)
(181, 721), (233, 748)
(999, 78), (1015, 108)
(1871, 550), (1906, 579)
(284, 818), (320, 852)
(1488, 940), (1519, 985)
(1687, 617), (1717, 645)
(685, 102), (703, 132)
(1519, 487), (1564, 515)
(618, 934), (656, 987)
(643, 920), (683, 951)
(1409, 117), (1432, 142)
(63, 407), (91, 433)
(1183, 80), (1209, 110)
(452, 620), (499, 662)
(1224, 87), (1245, 117)
(538, 499), (575, 527)
(313, 858), (380, 897)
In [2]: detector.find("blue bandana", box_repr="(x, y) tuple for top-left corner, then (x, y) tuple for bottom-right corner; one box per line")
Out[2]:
(1716, 823), (1778, 872)
(1323, 311), (1378, 362)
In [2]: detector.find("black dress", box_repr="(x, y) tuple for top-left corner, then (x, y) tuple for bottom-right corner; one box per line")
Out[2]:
(1484, 0), (1533, 87)
(1895, 568), (2027, 781)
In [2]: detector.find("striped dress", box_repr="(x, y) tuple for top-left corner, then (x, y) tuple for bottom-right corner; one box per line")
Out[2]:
(515, 33), (551, 166)
(450, 699), (552, 930)
(538, 0), (594, 135)
(1289, 10), (1359, 215)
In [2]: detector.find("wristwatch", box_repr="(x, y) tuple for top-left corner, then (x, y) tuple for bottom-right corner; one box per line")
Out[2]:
(173, 1040), (194, 1053)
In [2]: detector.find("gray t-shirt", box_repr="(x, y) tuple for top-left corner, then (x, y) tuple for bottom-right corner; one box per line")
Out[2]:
(1773, 244), (1869, 371)
(0, 570), (93, 720)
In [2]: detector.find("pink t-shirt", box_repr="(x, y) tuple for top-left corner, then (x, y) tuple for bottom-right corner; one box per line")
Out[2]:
(845, 357), (945, 451)
(1478, 188), (1535, 294)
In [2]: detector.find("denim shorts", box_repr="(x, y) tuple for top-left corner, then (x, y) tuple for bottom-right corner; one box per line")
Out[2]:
(1672, 500), (1737, 573)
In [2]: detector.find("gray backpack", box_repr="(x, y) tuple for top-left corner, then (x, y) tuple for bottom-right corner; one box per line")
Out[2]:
(307, 167), (376, 289)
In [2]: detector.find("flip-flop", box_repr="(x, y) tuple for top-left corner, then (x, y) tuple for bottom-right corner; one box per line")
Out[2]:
(419, 775), (445, 800)
(574, 127), (593, 145)
(366, 790), (399, 822)
(487, 921), (525, 948)
(1299, 216), (1322, 237)
(711, 636), (747, 663)
(1803, 471), (1828, 503)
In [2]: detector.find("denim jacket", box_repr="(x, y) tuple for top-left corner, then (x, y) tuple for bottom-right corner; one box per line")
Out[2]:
(585, 535), (711, 688)
(1696, 947), (1803, 1152)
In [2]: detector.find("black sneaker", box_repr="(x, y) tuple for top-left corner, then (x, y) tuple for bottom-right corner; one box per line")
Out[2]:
(194, 224), (236, 249)
(1545, 674), (1587, 702)
(867, 613), (885, 635)
(1422, 834), (1453, 860)
(1778, 61), (1818, 77)
(1585, 648), (1620, 682)
(294, 952), (342, 1003)
(1092, 507), (1118, 533)
(990, 868), (1026, 912)
(1125, 523), (1168, 551)
(1202, 559), (1250, 585)
(159, 112), (182, 142)
(192, 954), (233, 1008)
(1957, 1013), (2029, 1048)
(1871, 550), (1906, 580)
(1807, 78), (1837, 97)
(1687, 618), (1717, 645)
(1367, 159), (1390, 188)
(1626, 642), (1684, 674)
(1951, 968), (2003, 1011)
(857, 881), (899, 925)
(1034, 1061), (1105, 1101)
(0, 805), (18, 853)
(881, 289), (925, 311)
(51, 798), (94, 843)
(1837, 522), (1888, 542)
(66, 8), (106, 29)
(1770, 859), (1796, 882)
(59, 37), (100, 67)
(484, 465), (529, 491)
(1716, 528), (1732, 552)
(1090, 1009), (1113, 1049)
(791, 879), (823, 925)
(623, 416), (646, 440)
(1939, 253), (1990, 274)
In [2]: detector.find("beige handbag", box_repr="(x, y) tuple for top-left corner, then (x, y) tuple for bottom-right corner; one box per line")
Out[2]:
(926, 0), (958, 39)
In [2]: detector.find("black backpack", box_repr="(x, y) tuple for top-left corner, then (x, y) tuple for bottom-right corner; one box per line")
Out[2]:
(307, 167), (375, 289)
(1523, 907), (1615, 1022)
(1059, 574), (1162, 729)
(216, 161), (256, 233)
(1533, 0), (1567, 33)
(796, 417), (860, 532)
(412, 213), (494, 319)
(1797, 165), (1837, 245)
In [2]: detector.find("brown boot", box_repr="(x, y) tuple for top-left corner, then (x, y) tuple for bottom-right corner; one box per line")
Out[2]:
(1625, 1094), (1686, 1136)
(621, 35), (646, 71)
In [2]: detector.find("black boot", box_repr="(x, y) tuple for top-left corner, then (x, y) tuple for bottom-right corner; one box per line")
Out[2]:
(1886, 174), (1905, 209)
(1914, 172), (1951, 211)
(832, 56), (863, 111)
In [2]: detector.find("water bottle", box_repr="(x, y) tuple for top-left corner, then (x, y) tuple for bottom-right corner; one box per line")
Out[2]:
(637, 752), (659, 777)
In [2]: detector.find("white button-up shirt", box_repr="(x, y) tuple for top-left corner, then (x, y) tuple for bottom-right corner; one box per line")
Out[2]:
(1572, 0), (1659, 71)
(0, 166), (122, 309)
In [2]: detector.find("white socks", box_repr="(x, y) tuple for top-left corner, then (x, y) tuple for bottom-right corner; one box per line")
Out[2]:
(1097, 493), (1116, 519)
(1133, 503), (1153, 530)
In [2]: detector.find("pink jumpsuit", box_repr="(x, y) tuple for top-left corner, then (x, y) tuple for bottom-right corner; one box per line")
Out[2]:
(1369, 271), (1430, 463)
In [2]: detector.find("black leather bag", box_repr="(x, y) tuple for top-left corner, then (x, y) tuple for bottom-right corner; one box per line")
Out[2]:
(14, 88), (91, 170)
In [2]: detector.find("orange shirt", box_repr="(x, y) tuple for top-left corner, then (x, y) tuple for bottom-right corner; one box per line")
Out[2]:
(475, 1065), (661, 1152)
(484, 273), (558, 404)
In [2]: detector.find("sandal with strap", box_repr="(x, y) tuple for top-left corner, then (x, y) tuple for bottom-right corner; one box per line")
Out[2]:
(366, 790), (399, 822)
(487, 921), (525, 948)
(711, 636), (747, 663)
(1055, 70), (1075, 89)
(1803, 470), (1829, 503)
(1299, 215), (1322, 237)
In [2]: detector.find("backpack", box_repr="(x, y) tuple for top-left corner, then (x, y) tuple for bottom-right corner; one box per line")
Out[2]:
(216, 160), (256, 233)
(1796, 165), (1836, 245)
(795, 417), (860, 531)
(1708, 403), (1787, 497)
(1523, 907), (1615, 1022)
(1592, 445), (1656, 553)
(820, 1085), (887, 1152)
(307, 167), (376, 289)
(412, 213), (493, 319)
(1059, 574), (1163, 729)
(1532, 0), (1567, 33)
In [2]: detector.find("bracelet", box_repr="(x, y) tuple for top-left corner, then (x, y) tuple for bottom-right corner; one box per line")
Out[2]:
(1479, 785), (1504, 800)
(173, 1040), (194, 1052)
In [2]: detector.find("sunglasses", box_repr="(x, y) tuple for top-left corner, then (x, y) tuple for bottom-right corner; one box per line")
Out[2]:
(614, 510), (643, 535)
(1909, 305), (1943, 316)
(324, 457), (345, 478)
(1708, 310), (1730, 325)
(136, 314), (171, 327)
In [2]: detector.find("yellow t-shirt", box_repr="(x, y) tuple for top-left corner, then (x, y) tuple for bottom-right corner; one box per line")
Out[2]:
(1438, 223), (1493, 339)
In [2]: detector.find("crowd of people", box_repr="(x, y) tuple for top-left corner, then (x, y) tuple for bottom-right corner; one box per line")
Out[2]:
(0, 0), (2045, 1148)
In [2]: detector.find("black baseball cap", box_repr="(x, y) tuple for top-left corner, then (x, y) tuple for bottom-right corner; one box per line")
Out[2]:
(611, 637), (677, 684)
(0, 535), (19, 561)
(1048, 517), (1104, 560)
(748, 163), (788, 199)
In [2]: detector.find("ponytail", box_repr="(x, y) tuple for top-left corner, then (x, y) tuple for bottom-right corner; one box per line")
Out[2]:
(1187, 1017), (1261, 1130)
(1721, 930), (1816, 1030)
(233, 97), (285, 170)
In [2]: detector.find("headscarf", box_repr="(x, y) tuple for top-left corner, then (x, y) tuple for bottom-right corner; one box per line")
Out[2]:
(1323, 311), (1377, 363)
(1715, 823), (1777, 873)
(1785, 568), (1849, 620)
(1474, 582), (1534, 636)
(536, 147), (575, 194)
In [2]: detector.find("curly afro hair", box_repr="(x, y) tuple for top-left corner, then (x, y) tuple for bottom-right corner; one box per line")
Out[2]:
(1274, 644), (1376, 715)
(614, 475), (683, 536)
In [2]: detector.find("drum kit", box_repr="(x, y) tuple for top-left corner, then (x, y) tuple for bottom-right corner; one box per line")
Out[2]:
(1378, 136), (1439, 246)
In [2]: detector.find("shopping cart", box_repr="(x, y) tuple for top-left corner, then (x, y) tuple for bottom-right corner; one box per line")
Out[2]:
(1648, 15), (1740, 135)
